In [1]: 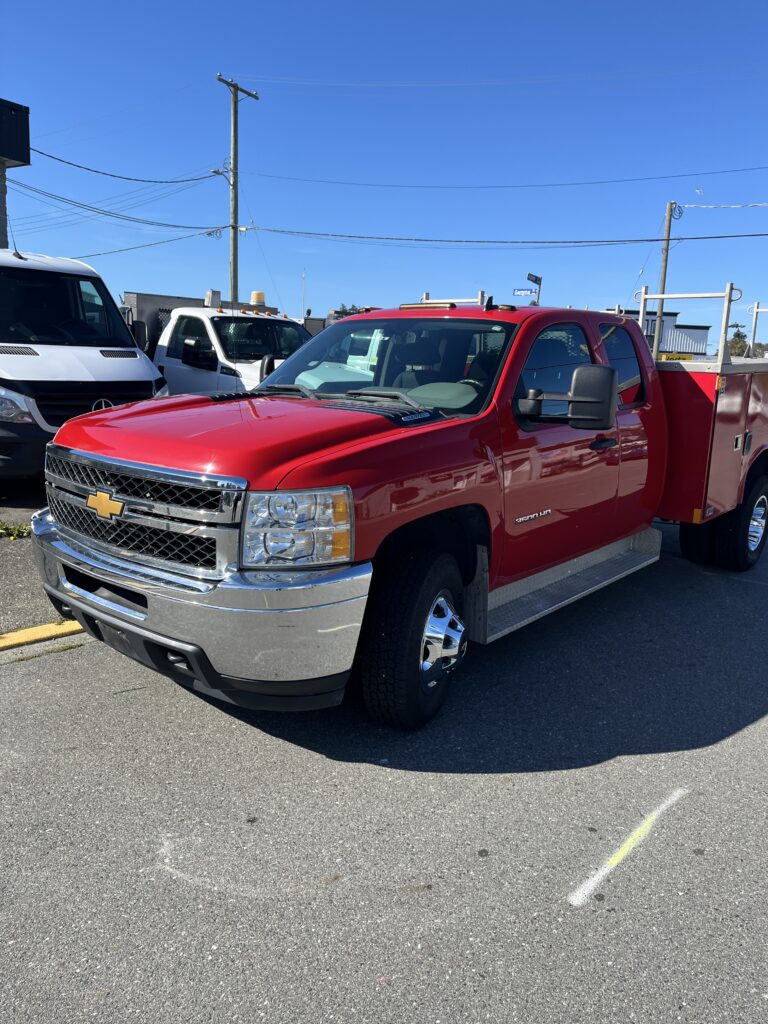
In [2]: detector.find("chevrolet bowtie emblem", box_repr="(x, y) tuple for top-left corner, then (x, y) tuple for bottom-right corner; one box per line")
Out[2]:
(86, 489), (125, 521)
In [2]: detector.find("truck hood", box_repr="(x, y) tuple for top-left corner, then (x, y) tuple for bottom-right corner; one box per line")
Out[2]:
(0, 345), (159, 385)
(53, 393), (404, 489)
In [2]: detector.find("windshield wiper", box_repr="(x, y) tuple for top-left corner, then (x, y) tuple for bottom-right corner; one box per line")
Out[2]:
(258, 383), (318, 399)
(345, 388), (424, 409)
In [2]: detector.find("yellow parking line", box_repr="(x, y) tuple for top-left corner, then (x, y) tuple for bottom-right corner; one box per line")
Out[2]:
(0, 620), (83, 652)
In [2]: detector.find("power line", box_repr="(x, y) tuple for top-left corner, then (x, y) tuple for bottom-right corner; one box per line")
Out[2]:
(250, 224), (768, 248)
(74, 229), (221, 259)
(30, 147), (215, 184)
(251, 163), (768, 192)
(682, 201), (768, 209)
(8, 179), (222, 231)
(8, 179), (209, 236)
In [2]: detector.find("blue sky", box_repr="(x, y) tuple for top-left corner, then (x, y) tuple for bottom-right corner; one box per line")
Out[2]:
(5, 0), (768, 337)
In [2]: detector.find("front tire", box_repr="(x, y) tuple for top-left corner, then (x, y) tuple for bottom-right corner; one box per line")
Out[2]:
(360, 551), (467, 729)
(714, 475), (768, 571)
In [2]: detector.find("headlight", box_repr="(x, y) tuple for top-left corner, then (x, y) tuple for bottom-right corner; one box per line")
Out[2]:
(0, 387), (34, 424)
(241, 488), (353, 567)
(152, 376), (170, 398)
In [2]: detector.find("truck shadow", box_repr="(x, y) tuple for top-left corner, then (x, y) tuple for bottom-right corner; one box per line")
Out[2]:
(211, 537), (768, 775)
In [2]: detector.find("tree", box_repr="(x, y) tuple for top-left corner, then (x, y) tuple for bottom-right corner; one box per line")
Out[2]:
(728, 323), (748, 357)
(333, 304), (361, 319)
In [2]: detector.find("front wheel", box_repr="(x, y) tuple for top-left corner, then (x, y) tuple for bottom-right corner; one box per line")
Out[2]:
(714, 476), (768, 571)
(360, 551), (467, 729)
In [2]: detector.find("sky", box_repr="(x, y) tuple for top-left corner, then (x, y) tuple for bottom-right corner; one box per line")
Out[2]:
(4, 0), (768, 339)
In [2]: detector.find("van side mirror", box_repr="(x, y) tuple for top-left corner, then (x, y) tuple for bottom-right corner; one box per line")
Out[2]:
(514, 364), (618, 431)
(182, 337), (218, 371)
(131, 320), (148, 349)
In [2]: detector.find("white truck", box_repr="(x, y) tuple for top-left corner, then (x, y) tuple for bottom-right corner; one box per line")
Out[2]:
(153, 307), (311, 395)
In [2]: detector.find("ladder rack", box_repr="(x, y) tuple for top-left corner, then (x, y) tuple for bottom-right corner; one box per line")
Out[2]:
(635, 283), (742, 367)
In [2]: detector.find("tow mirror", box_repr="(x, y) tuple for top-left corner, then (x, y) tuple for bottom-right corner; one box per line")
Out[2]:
(567, 364), (618, 431)
(514, 364), (618, 431)
(182, 337), (218, 371)
(259, 354), (276, 382)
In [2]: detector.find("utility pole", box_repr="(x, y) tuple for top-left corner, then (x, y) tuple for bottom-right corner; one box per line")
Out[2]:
(652, 201), (680, 359)
(0, 164), (8, 249)
(216, 74), (259, 308)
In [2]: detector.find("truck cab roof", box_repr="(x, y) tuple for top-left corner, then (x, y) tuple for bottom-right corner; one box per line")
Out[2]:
(167, 306), (304, 326)
(343, 303), (624, 328)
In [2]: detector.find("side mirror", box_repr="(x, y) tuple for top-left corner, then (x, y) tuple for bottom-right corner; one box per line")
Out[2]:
(131, 320), (148, 349)
(182, 337), (218, 371)
(567, 364), (618, 431)
(514, 364), (617, 431)
(259, 354), (276, 382)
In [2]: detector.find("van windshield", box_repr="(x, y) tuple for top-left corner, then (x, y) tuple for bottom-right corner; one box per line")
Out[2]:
(212, 317), (311, 361)
(0, 267), (135, 348)
(260, 317), (517, 415)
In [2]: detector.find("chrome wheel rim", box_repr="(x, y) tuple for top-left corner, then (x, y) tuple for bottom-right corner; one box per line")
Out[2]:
(420, 589), (467, 690)
(748, 495), (768, 552)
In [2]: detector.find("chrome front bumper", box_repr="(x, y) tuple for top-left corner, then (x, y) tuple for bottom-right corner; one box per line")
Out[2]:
(31, 510), (372, 711)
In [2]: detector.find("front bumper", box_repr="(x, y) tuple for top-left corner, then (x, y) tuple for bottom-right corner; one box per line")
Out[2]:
(0, 422), (51, 478)
(31, 510), (372, 711)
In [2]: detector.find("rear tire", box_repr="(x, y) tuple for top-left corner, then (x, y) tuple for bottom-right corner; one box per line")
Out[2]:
(360, 550), (467, 730)
(714, 475), (768, 572)
(679, 520), (716, 565)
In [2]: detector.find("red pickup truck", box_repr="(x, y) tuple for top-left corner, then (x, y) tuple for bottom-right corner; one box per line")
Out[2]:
(32, 296), (768, 728)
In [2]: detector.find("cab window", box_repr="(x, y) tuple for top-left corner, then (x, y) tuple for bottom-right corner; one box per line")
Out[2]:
(274, 322), (309, 358)
(598, 324), (645, 405)
(167, 316), (208, 359)
(517, 323), (593, 417)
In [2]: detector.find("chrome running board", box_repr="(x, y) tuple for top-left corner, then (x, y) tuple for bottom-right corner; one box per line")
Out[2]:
(485, 528), (661, 643)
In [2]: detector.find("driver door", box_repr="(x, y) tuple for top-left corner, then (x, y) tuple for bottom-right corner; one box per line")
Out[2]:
(162, 316), (218, 395)
(498, 320), (621, 579)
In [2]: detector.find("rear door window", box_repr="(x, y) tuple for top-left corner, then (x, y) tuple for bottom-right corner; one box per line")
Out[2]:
(598, 324), (645, 405)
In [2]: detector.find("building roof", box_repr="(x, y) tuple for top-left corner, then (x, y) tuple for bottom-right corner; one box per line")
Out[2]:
(0, 249), (98, 276)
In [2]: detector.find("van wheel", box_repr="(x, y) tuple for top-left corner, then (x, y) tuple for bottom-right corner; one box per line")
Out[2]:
(679, 521), (716, 564)
(714, 476), (768, 571)
(360, 551), (467, 730)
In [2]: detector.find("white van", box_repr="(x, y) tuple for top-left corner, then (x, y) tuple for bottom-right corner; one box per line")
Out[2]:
(153, 307), (311, 395)
(0, 250), (166, 478)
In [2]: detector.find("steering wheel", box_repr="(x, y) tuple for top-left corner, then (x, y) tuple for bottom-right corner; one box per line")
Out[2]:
(8, 321), (39, 342)
(457, 378), (484, 391)
(55, 318), (96, 343)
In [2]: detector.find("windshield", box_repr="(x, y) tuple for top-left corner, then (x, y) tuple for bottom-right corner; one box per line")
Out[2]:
(0, 267), (135, 348)
(211, 316), (310, 362)
(260, 317), (517, 415)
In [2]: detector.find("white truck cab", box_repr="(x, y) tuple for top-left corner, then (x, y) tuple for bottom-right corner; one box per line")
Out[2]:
(0, 250), (166, 478)
(153, 307), (311, 395)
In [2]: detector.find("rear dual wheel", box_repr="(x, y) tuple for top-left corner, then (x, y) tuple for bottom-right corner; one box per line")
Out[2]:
(714, 476), (768, 571)
(679, 475), (768, 572)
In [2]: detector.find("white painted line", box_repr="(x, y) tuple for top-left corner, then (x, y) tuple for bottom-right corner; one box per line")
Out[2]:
(568, 787), (689, 907)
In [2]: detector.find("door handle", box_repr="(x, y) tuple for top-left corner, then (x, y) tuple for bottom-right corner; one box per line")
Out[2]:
(589, 436), (618, 451)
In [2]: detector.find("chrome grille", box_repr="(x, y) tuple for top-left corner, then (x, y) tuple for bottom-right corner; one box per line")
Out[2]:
(46, 452), (223, 513)
(47, 489), (218, 569)
(44, 445), (248, 578)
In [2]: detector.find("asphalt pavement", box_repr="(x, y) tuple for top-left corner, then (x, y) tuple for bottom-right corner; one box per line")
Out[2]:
(0, 478), (55, 633)
(1, 526), (767, 1023)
